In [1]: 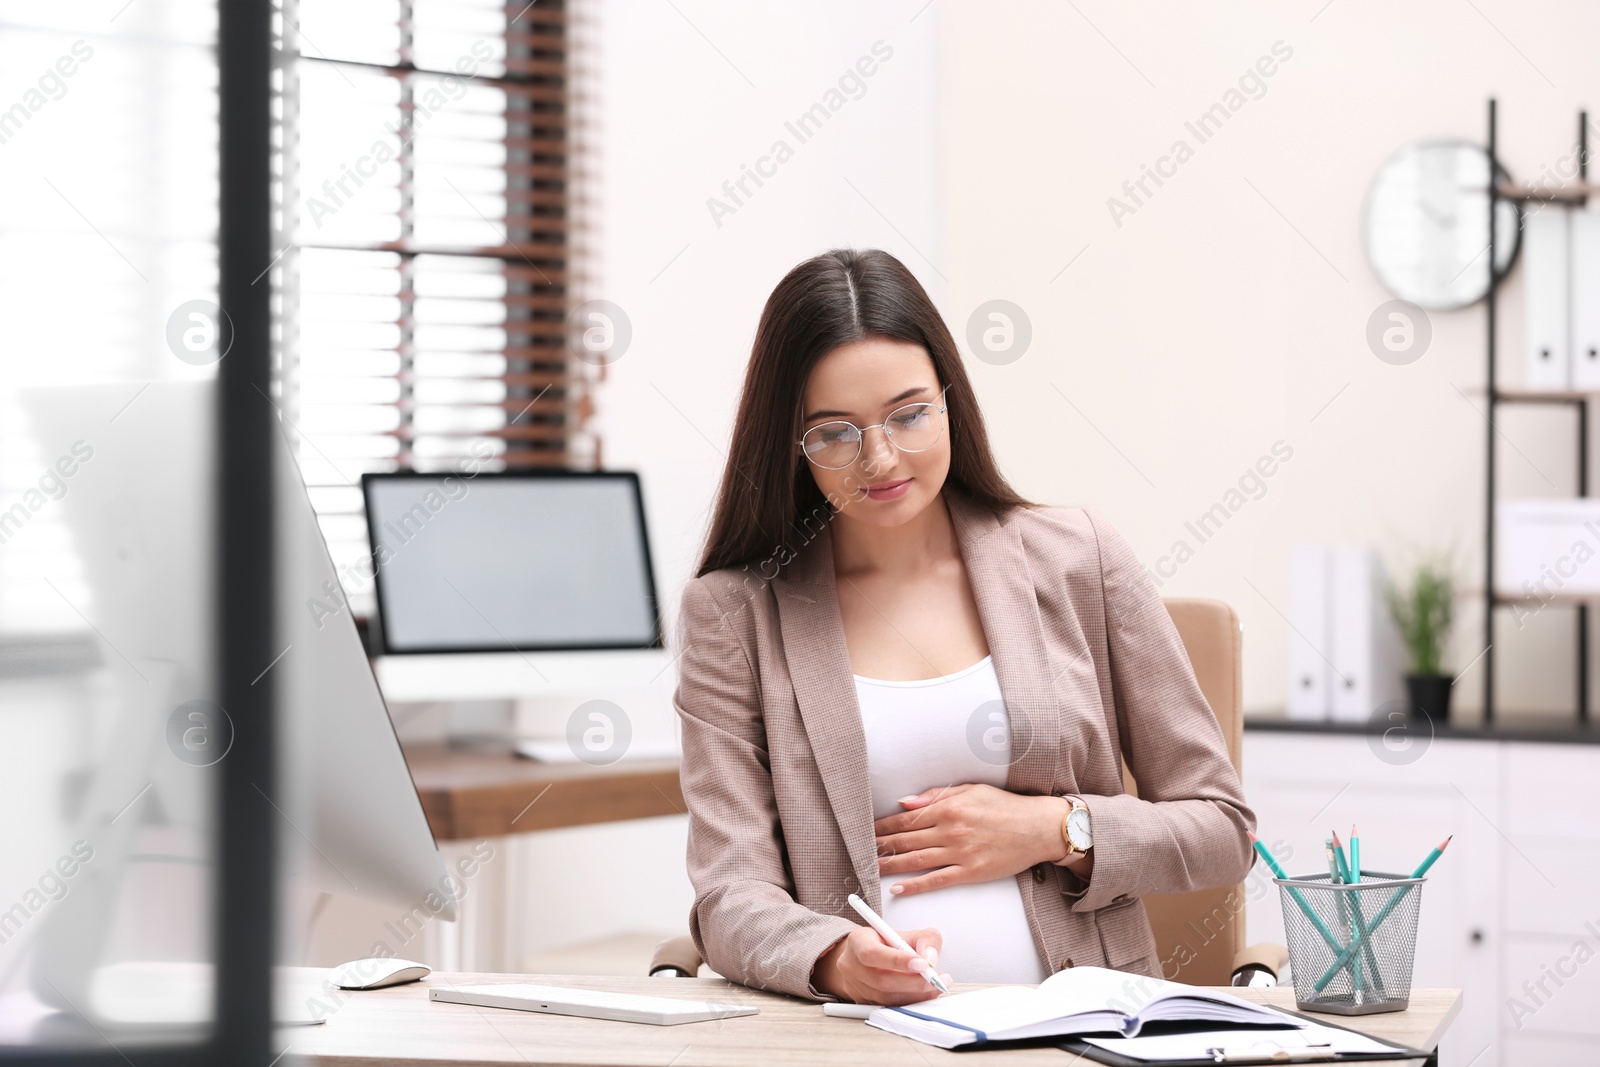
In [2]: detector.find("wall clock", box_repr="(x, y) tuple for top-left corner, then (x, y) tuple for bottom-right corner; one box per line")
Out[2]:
(1363, 139), (1521, 309)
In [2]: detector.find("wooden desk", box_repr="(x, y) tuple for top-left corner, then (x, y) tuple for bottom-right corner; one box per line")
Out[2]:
(403, 743), (683, 840)
(287, 972), (1462, 1066)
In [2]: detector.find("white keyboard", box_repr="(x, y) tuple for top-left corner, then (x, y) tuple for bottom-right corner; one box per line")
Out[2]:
(429, 983), (758, 1026)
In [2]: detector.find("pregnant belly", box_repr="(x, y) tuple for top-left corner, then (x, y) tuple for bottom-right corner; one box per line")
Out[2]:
(877, 866), (1049, 985)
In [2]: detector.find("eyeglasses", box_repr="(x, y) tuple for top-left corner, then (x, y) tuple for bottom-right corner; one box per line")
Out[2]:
(796, 386), (949, 470)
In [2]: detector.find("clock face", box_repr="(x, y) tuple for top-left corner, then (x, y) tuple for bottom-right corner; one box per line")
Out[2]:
(1363, 139), (1521, 310)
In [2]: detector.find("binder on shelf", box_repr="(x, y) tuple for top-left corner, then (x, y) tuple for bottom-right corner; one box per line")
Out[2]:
(1571, 206), (1600, 389)
(1495, 498), (1600, 598)
(1524, 205), (1571, 389)
(1328, 545), (1405, 722)
(1286, 544), (1330, 721)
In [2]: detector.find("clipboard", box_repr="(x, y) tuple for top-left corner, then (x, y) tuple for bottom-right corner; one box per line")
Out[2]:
(1050, 1003), (1435, 1066)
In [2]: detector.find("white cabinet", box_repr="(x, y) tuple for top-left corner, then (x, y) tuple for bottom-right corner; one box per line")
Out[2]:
(1498, 743), (1600, 1060)
(1242, 730), (1600, 1067)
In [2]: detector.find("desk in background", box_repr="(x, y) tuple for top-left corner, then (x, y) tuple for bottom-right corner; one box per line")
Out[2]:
(376, 644), (685, 973)
(404, 743), (682, 840)
(398, 744), (684, 973)
(286, 972), (1462, 1067)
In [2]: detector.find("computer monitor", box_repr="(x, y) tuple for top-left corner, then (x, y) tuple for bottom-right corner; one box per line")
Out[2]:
(18, 381), (455, 1029)
(361, 471), (662, 655)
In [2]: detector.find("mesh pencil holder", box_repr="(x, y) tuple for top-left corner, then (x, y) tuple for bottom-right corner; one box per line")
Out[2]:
(1273, 870), (1424, 1016)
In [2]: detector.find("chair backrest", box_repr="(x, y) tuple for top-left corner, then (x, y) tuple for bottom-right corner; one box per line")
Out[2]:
(1117, 597), (1245, 986)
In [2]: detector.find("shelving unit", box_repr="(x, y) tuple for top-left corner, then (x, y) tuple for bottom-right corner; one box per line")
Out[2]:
(1482, 98), (1592, 724)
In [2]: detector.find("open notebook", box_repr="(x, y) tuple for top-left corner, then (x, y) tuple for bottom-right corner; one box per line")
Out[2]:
(865, 966), (1304, 1050)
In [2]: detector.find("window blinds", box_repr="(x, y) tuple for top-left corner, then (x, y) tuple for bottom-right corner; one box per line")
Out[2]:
(278, 0), (594, 617)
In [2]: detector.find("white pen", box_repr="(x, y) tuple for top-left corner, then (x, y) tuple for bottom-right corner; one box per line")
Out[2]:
(846, 892), (950, 994)
(821, 1002), (875, 1019)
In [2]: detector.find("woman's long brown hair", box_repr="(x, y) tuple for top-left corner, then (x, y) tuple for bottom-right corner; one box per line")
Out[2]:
(694, 247), (1041, 579)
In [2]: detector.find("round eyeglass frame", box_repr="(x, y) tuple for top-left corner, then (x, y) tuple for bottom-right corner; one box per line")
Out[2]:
(795, 385), (950, 470)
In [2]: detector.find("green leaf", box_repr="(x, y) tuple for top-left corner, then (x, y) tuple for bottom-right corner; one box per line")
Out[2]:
(1383, 546), (1457, 677)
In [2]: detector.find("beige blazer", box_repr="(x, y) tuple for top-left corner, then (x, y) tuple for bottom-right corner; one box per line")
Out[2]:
(672, 491), (1257, 1002)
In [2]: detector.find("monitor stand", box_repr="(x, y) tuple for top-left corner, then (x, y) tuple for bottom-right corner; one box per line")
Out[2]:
(445, 700), (514, 749)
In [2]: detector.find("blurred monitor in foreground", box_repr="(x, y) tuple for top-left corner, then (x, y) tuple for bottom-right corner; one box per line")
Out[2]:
(14, 381), (454, 1039)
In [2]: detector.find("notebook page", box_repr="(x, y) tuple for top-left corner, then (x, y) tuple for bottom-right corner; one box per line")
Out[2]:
(1138, 989), (1302, 1028)
(899, 967), (1214, 1036)
(870, 966), (1301, 1046)
(874, 982), (1130, 1042)
(882, 986), (1055, 1037)
(1038, 966), (1306, 1030)
(1035, 965), (1186, 1015)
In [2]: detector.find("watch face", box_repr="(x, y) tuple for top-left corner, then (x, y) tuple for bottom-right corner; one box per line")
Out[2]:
(1067, 807), (1092, 849)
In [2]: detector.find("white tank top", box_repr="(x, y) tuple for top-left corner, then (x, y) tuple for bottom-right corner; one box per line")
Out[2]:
(853, 655), (1049, 985)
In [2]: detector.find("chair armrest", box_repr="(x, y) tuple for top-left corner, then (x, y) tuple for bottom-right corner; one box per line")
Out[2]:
(1230, 942), (1290, 986)
(649, 934), (702, 978)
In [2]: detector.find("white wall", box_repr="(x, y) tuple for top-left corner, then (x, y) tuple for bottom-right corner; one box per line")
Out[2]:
(593, 0), (942, 584)
(605, 0), (1600, 724)
(935, 0), (1600, 719)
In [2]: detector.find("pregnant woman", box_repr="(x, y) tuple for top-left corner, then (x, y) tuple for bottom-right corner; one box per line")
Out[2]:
(673, 248), (1256, 1005)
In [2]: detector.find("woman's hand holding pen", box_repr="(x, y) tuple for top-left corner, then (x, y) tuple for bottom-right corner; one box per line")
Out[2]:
(875, 783), (1092, 897)
(811, 924), (953, 1006)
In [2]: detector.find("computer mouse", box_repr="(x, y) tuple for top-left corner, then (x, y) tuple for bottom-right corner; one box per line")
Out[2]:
(330, 957), (432, 990)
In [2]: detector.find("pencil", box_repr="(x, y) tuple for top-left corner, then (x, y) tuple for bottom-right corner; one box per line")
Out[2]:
(1313, 835), (1451, 993)
(1412, 834), (1451, 878)
(1328, 832), (1363, 997)
(1250, 832), (1348, 957)
(1330, 828), (1350, 881)
(1331, 829), (1384, 993)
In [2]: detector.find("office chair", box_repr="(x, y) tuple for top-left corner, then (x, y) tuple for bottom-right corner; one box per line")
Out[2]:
(649, 597), (1289, 987)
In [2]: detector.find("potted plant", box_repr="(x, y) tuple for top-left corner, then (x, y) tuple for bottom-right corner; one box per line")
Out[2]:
(1383, 548), (1457, 723)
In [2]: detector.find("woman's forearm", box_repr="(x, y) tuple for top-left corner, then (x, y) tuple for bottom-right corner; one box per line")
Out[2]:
(809, 934), (850, 1001)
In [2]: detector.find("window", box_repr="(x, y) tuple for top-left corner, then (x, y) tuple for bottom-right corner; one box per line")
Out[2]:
(0, 2), (220, 638)
(277, 0), (599, 617)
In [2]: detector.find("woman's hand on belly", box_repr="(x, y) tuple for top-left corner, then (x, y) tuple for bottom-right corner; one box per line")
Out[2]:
(874, 784), (1070, 898)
